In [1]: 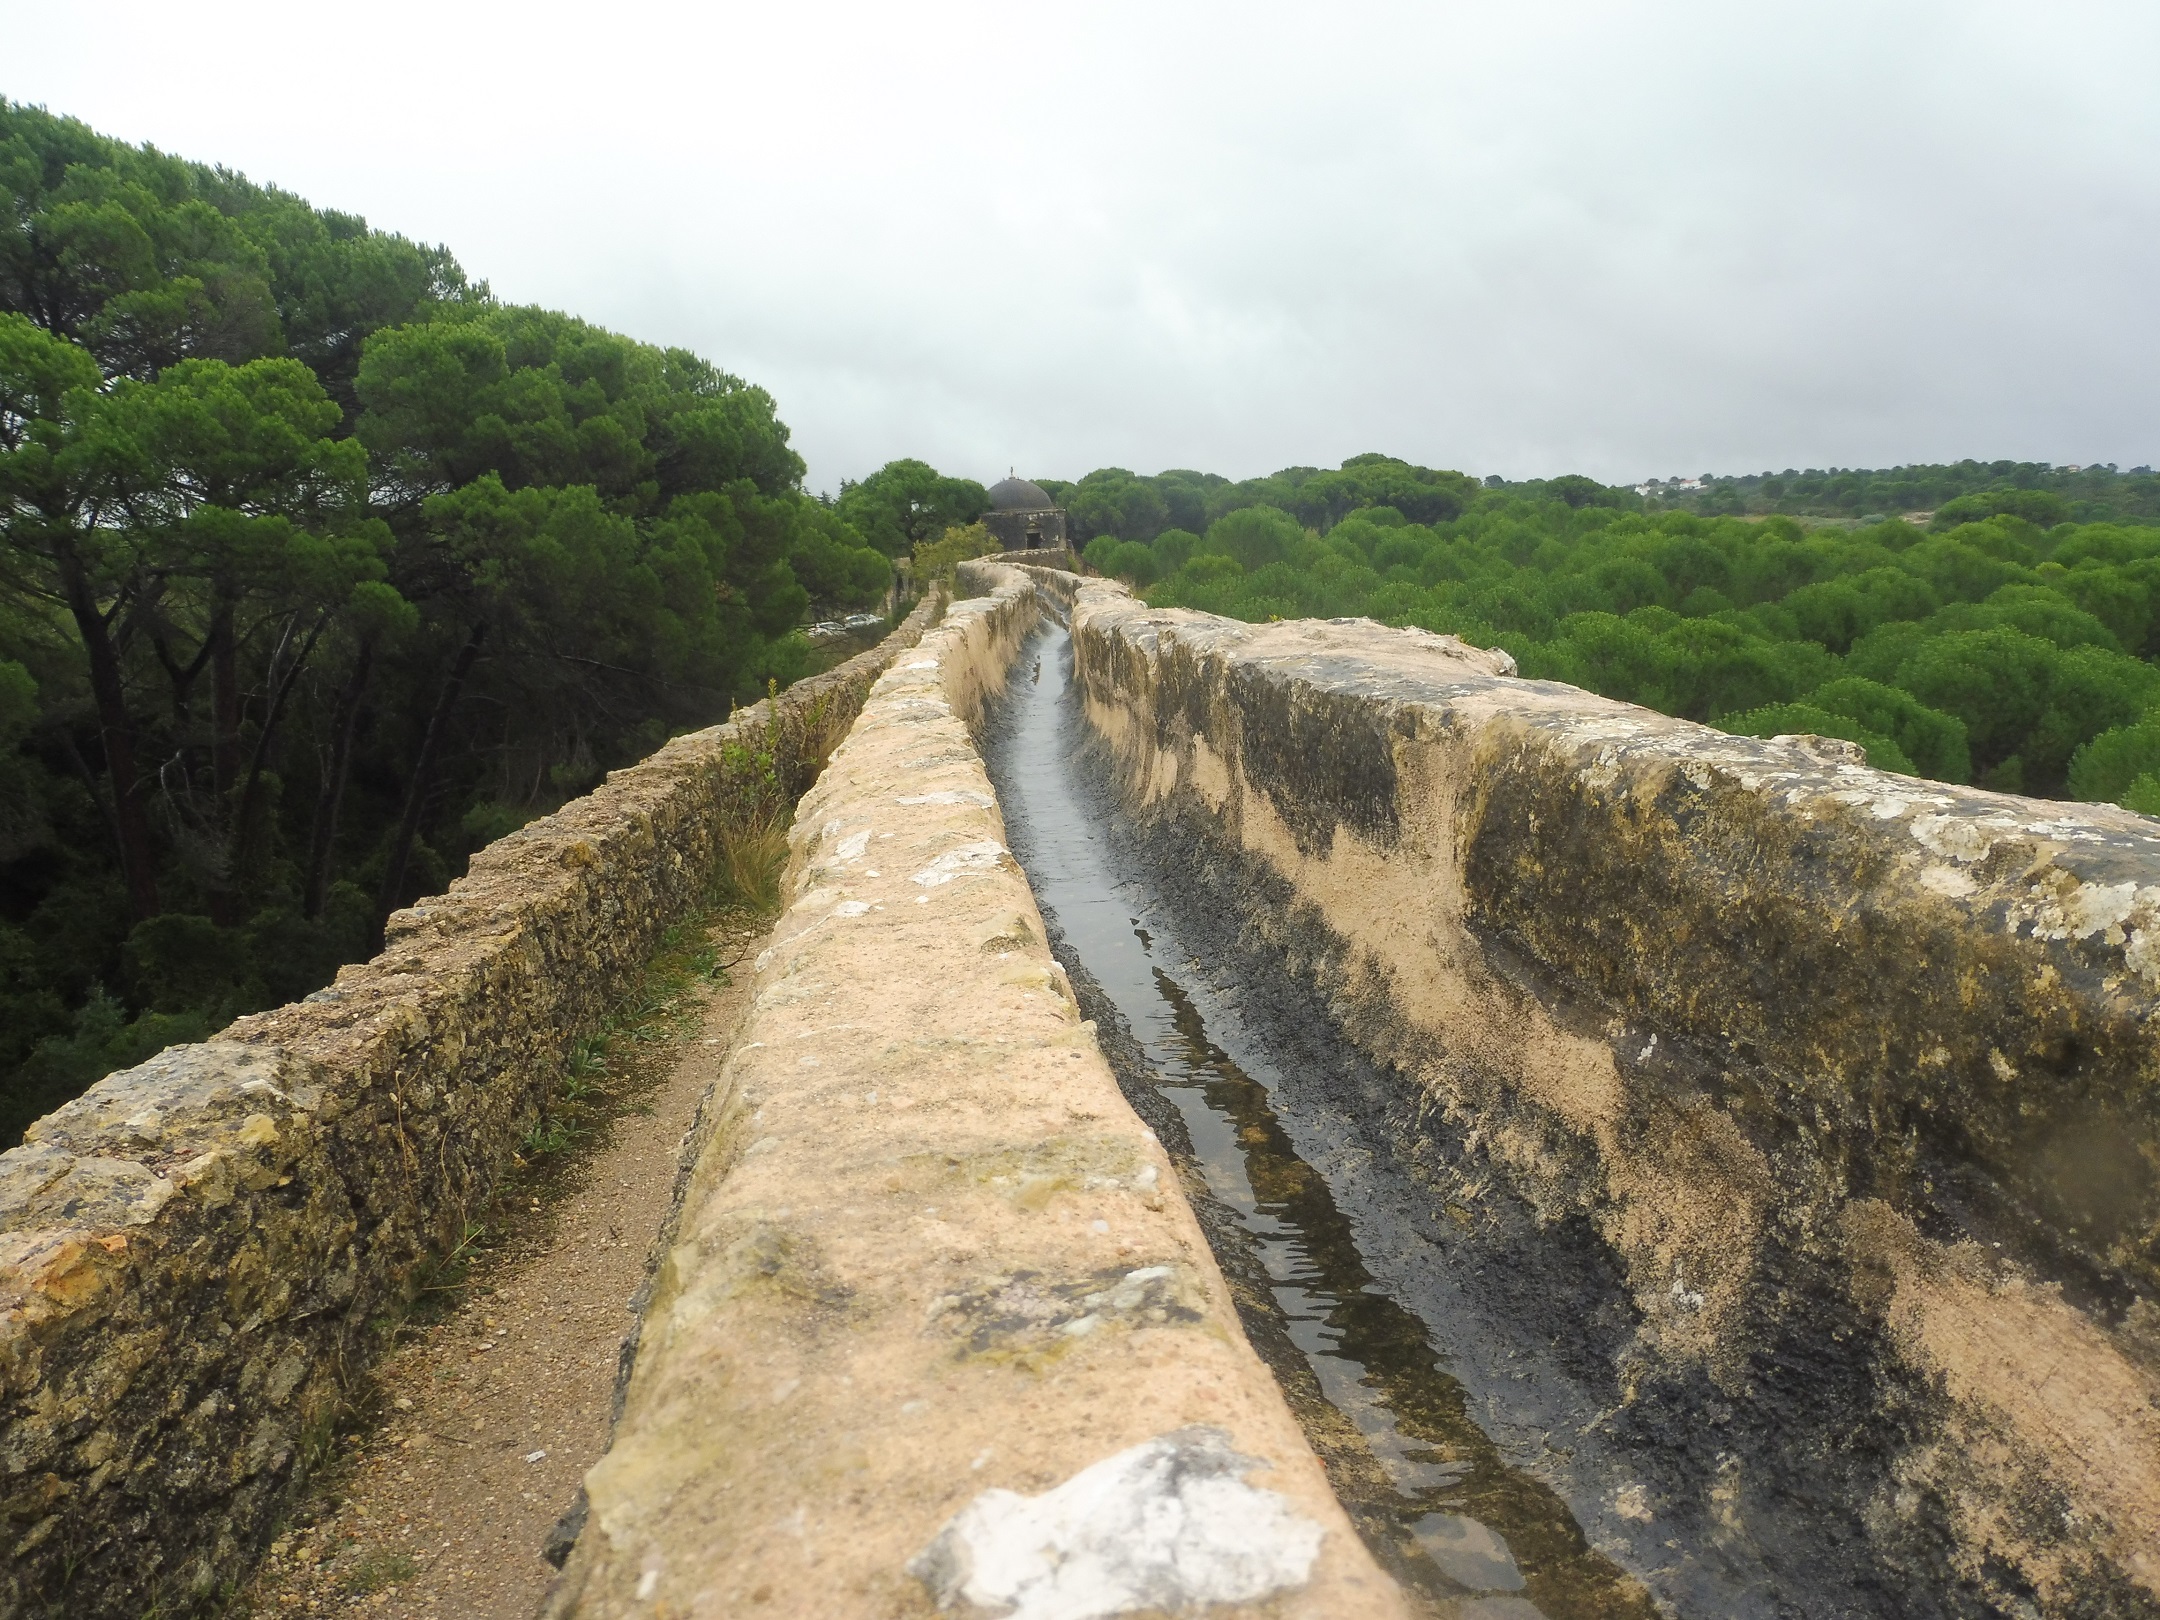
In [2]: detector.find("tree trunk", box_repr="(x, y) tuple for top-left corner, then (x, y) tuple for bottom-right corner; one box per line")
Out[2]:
(226, 614), (323, 907)
(62, 561), (159, 921)
(374, 622), (485, 944)
(207, 599), (242, 924)
(152, 617), (213, 727)
(303, 639), (374, 920)
(209, 599), (241, 799)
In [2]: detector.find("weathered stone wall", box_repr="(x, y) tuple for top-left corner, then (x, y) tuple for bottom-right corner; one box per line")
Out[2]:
(543, 568), (1410, 1618)
(965, 551), (1079, 605)
(0, 597), (939, 1619)
(1059, 571), (2160, 1617)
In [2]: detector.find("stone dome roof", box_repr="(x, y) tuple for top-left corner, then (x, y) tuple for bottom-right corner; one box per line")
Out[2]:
(987, 476), (1054, 512)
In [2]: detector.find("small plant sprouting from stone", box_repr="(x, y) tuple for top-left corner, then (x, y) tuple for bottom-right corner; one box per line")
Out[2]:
(416, 1219), (490, 1298)
(520, 884), (771, 1165)
(514, 682), (823, 1167)
(523, 1113), (584, 1158)
(561, 1035), (609, 1101)
(342, 1548), (418, 1596)
(716, 685), (838, 916)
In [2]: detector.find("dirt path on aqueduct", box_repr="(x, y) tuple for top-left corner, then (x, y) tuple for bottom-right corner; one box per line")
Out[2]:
(236, 920), (775, 1618)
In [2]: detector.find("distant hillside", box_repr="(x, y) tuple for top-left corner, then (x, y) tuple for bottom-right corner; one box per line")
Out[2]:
(1637, 460), (2160, 528)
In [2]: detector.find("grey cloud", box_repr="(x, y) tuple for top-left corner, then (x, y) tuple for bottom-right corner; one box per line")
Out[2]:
(4, 0), (2154, 487)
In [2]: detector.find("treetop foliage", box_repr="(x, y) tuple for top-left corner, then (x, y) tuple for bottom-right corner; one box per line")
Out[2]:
(0, 102), (896, 1141)
(833, 457), (987, 558)
(1050, 457), (1484, 548)
(1070, 454), (2160, 819)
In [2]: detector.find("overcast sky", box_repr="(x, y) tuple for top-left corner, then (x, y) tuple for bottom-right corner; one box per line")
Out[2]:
(4, 1), (2155, 492)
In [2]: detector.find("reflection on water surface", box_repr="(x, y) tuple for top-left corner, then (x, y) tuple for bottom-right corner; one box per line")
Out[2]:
(983, 620), (1655, 1619)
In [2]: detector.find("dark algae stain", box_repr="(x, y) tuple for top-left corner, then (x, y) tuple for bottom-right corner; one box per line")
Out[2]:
(1459, 731), (2159, 1317)
(982, 620), (1654, 1618)
(1221, 656), (1403, 854)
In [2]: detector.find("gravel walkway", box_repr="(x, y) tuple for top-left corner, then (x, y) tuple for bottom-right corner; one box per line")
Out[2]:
(235, 918), (773, 1618)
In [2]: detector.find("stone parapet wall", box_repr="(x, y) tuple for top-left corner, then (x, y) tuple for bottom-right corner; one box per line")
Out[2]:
(0, 596), (940, 1619)
(544, 566), (1409, 1618)
(962, 552), (1078, 605)
(1063, 575), (2160, 1615)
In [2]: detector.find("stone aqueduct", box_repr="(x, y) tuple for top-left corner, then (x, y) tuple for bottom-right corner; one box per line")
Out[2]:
(2, 557), (2157, 1617)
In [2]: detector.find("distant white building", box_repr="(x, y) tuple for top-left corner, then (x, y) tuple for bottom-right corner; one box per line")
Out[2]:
(1634, 477), (1705, 497)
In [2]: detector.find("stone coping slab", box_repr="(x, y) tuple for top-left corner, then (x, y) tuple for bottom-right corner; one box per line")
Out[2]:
(543, 570), (1410, 1618)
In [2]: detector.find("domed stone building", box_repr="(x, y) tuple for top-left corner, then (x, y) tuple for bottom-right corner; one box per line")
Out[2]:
(981, 475), (1069, 551)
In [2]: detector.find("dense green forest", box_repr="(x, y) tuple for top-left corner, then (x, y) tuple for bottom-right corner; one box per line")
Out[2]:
(1060, 457), (2160, 817)
(0, 103), (947, 1139)
(1643, 461), (2160, 526)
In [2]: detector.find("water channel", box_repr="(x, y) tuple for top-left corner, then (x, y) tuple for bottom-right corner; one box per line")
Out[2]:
(979, 617), (1886, 1620)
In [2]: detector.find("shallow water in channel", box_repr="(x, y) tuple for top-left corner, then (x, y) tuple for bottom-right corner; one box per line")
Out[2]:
(979, 620), (1659, 1620)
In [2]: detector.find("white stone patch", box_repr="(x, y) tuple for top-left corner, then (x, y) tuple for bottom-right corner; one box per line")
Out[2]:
(833, 901), (872, 919)
(880, 696), (954, 719)
(2067, 880), (2141, 939)
(911, 841), (1008, 887)
(897, 790), (995, 808)
(834, 830), (871, 861)
(908, 1426), (1322, 1620)
(2014, 879), (2158, 945)
(1769, 733), (1869, 769)
(2126, 928), (2160, 985)
(1919, 865), (1977, 899)
(2022, 818), (2113, 844)
(1565, 716), (1652, 746)
(1909, 813), (2018, 864)
(1668, 1263), (1706, 1311)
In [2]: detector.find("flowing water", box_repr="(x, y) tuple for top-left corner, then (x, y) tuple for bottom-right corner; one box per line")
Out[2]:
(981, 620), (1663, 1620)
